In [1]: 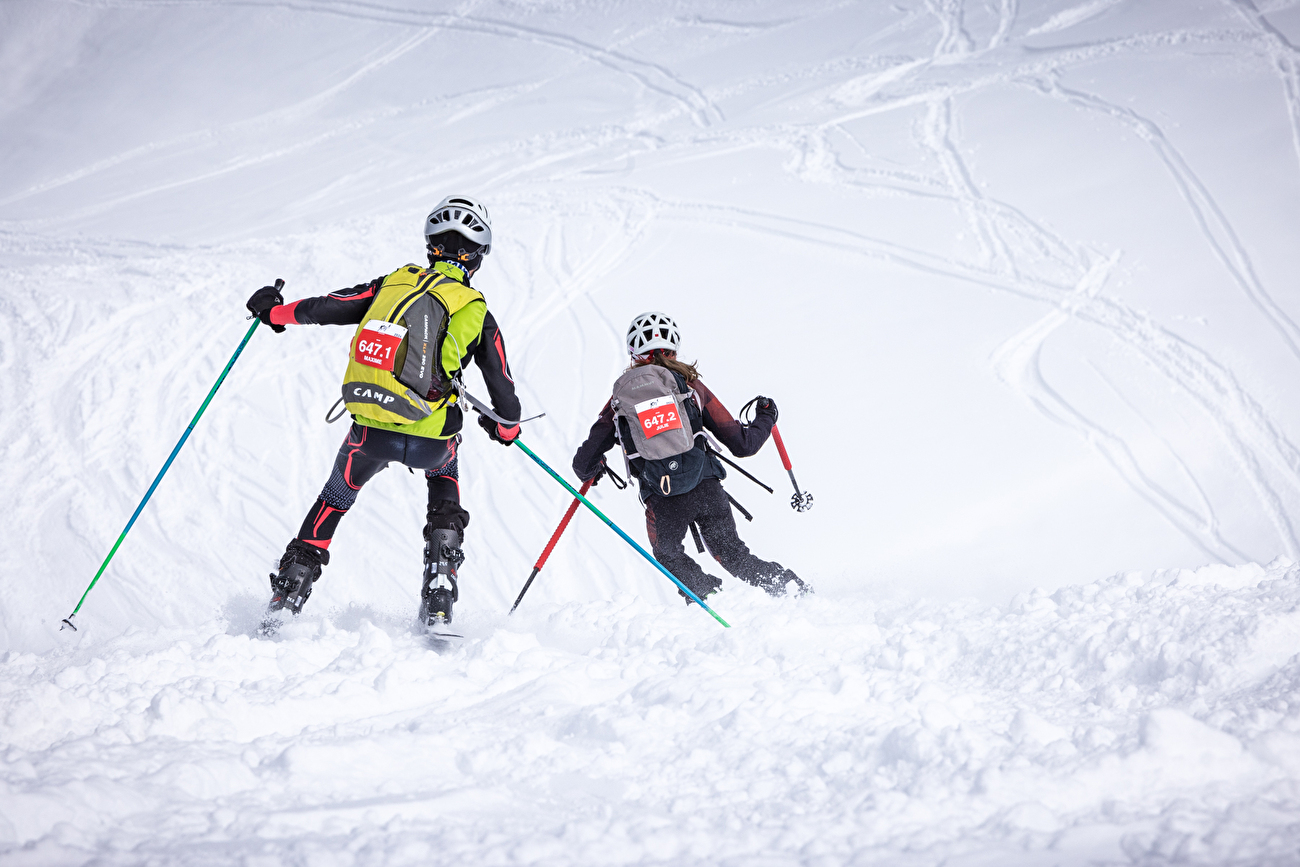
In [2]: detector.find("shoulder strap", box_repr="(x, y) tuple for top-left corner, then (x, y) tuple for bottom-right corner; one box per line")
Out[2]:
(424, 272), (484, 315)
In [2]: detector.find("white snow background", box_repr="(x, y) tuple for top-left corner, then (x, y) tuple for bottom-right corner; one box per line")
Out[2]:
(3, 0), (1300, 863)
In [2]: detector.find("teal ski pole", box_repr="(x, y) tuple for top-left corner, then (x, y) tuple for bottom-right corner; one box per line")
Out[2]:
(62, 297), (272, 632)
(511, 438), (730, 628)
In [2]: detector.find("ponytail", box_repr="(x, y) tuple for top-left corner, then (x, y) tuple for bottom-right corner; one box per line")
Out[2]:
(630, 350), (700, 384)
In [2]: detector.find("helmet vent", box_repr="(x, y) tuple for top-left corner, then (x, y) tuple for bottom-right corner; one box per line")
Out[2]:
(425, 194), (492, 256)
(626, 312), (681, 356)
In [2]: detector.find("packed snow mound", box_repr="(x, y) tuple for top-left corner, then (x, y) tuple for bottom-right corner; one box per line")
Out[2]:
(4, 562), (1300, 865)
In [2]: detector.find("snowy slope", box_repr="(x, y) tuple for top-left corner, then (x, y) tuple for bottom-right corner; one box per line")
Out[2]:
(4, 562), (1300, 864)
(3, 0), (1300, 862)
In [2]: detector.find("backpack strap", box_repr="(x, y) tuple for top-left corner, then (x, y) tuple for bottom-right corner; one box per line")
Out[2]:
(610, 412), (637, 481)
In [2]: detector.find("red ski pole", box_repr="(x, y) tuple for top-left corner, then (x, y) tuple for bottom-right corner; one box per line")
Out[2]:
(510, 477), (593, 613)
(771, 424), (813, 512)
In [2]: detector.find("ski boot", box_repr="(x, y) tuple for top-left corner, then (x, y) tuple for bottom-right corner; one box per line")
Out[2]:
(268, 540), (329, 615)
(419, 526), (463, 629)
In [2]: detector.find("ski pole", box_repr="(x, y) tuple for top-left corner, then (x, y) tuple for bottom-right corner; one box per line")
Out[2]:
(510, 477), (593, 614)
(511, 438), (730, 628)
(771, 424), (813, 512)
(62, 300), (272, 631)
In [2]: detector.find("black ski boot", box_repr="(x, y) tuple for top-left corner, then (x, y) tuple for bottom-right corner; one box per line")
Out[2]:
(268, 540), (329, 615)
(419, 526), (463, 628)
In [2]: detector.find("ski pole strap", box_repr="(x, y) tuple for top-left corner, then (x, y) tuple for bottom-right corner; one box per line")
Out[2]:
(511, 438), (730, 628)
(63, 313), (266, 631)
(771, 424), (793, 472)
(601, 459), (628, 490)
(510, 477), (592, 614)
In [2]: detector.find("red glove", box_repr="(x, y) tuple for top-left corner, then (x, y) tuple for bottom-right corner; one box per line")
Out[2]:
(478, 413), (519, 446)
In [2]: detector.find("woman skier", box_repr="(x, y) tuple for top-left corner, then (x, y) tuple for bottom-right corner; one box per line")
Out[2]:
(245, 194), (522, 627)
(571, 312), (807, 602)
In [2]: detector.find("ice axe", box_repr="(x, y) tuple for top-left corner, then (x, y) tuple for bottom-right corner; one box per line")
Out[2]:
(771, 425), (813, 512)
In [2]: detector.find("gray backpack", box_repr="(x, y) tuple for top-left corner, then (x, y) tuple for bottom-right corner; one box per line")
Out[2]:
(610, 365), (708, 496)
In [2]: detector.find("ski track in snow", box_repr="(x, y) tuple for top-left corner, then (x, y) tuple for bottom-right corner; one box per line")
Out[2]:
(64, 0), (724, 129)
(6, 0), (1300, 861)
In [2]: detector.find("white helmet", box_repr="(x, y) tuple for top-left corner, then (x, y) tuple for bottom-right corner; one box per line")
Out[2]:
(627, 311), (681, 356)
(425, 194), (492, 255)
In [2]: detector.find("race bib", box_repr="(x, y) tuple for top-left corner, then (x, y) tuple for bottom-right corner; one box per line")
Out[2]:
(635, 395), (683, 437)
(355, 321), (406, 371)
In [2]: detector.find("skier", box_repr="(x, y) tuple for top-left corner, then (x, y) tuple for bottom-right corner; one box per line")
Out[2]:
(245, 195), (522, 627)
(571, 312), (807, 602)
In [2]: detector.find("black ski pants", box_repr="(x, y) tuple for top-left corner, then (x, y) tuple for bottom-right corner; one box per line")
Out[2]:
(294, 423), (469, 551)
(644, 478), (800, 599)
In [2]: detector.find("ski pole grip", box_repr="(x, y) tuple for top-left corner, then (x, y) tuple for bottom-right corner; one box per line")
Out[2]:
(771, 424), (793, 471)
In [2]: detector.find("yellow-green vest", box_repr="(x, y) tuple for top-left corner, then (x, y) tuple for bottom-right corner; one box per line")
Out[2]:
(342, 262), (486, 440)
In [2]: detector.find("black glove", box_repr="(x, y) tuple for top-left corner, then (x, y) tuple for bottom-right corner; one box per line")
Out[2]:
(477, 412), (520, 446)
(586, 459), (609, 488)
(753, 395), (778, 423)
(246, 282), (285, 333)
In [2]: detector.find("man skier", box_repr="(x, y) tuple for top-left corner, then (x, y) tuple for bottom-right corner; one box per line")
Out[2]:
(245, 195), (521, 627)
(571, 312), (807, 602)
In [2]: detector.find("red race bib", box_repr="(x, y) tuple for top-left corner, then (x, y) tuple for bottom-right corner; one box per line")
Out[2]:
(355, 321), (406, 372)
(635, 395), (683, 438)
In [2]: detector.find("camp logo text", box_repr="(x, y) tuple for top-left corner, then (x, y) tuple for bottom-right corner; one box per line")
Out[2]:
(351, 387), (397, 405)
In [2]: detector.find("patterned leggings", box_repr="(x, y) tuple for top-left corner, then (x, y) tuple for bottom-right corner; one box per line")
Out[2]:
(295, 423), (468, 551)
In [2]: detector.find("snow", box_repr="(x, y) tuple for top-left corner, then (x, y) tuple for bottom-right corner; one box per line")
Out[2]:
(3, 0), (1300, 862)
(5, 564), (1300, 864)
